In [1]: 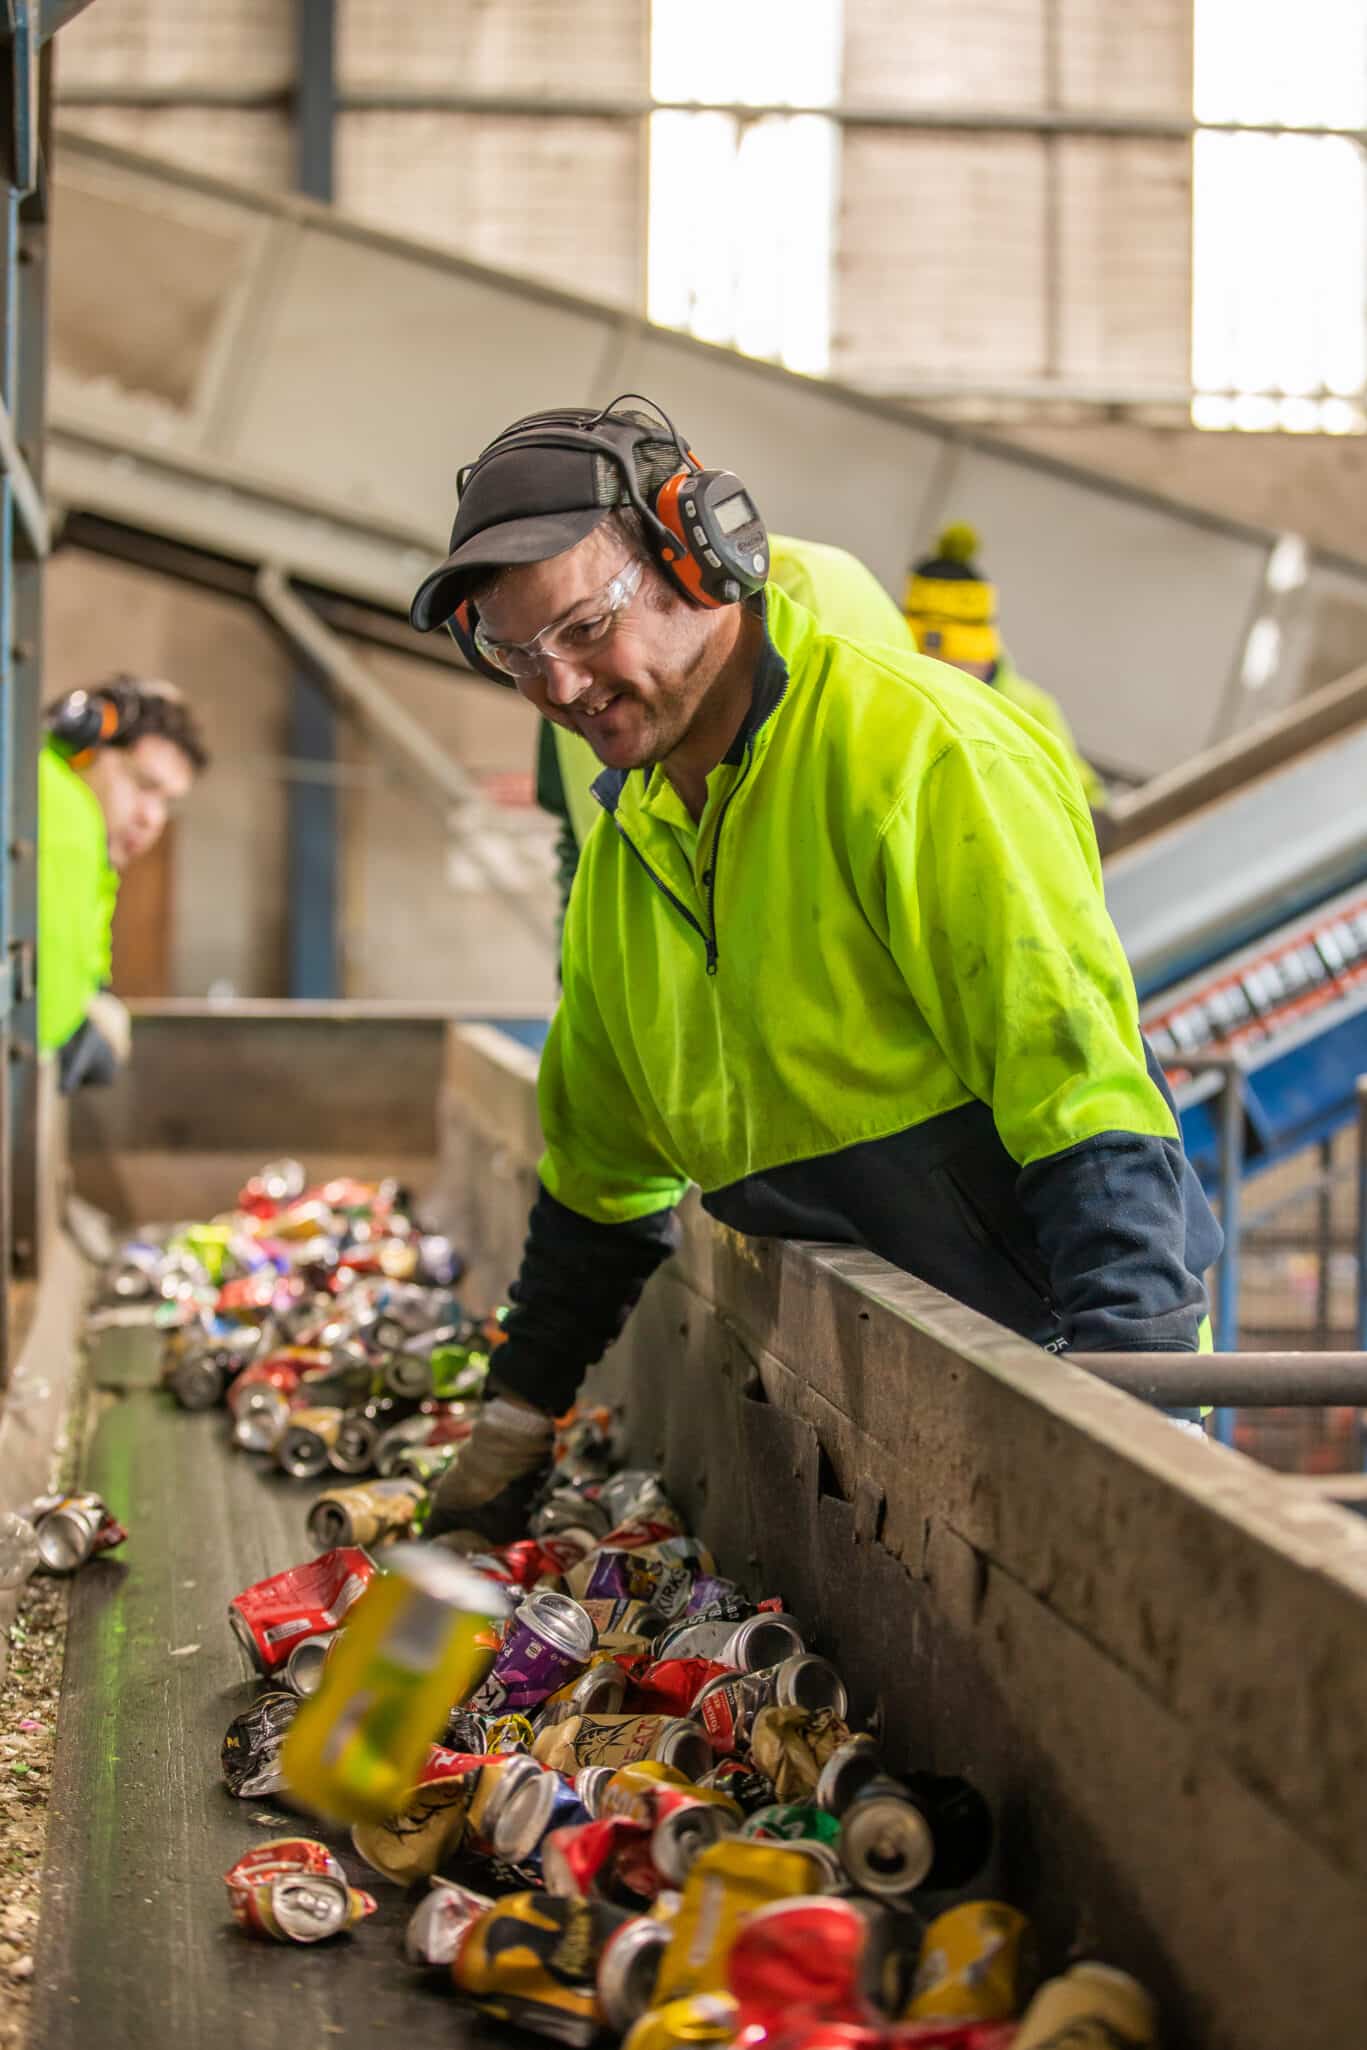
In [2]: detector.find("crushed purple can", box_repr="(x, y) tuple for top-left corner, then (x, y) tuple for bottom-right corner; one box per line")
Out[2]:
(469, 1591), (597, 1714)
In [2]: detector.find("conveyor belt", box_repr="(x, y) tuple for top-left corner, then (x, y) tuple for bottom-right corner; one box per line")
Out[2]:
(29, 1326), (481, 2050)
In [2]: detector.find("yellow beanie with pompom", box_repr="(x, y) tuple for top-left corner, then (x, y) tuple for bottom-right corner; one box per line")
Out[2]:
(903, 521), (999, 667)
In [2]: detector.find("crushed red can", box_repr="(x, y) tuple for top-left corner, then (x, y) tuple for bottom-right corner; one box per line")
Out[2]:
(542, 1814), (662, 1904)
(628, 1658), (731, 1718)
(405, 1877), (496, 1967)
(225, 1836), (375, 1944)
(228, 1545), (375, 1678)
(727, 1896), (909, 2034)
(227, 1354), (308, 1417)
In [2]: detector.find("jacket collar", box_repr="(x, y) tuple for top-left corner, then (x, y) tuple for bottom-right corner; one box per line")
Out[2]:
(591, 584), (801, 818)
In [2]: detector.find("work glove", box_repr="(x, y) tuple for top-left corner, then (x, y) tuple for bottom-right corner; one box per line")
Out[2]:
(87, 991), (132, 1064)
(424, 1393), (555, 1546)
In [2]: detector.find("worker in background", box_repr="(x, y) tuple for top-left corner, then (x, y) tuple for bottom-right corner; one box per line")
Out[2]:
(903, 524), (1110, 836)
(39, 676), (208, 1092)
(408, 398), (1220, 1537)
(537, 532), (912, 910)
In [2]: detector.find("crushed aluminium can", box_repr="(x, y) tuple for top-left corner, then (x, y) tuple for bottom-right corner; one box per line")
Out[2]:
(840, 1774), (994, 1901)
(224, 1837), (375, 1944)
(542, 1815), (661, 1905)
(490, 1765), (591, 1874)
(404, 1876), (496, 1967)
(727, 1895), (915, 2033)
(306, 1476), (427, 1550)
(695, 1657), (848, 1755)
(653, 1837), (841, 2003)
(470, 1591), (597, 1714)
(277, 1405), (345, 1479)
(28, 1493), (127, 1574)
(450, 1889), (632, 2046)
(598, 1915), (671, 2031)
(1011, 1963), (1157, 2050)
(906, 1902), (1033, 2024)
(228, 1545), (375, 1679)
(221, 1689), (298, 1797)
(656, 1611), (805, 1670)
(533, 1714), (713, 1780)
(281, 1546), (506, 1824)
(621, 1993), (739, 2050)
(349, 1752), (491, 1884)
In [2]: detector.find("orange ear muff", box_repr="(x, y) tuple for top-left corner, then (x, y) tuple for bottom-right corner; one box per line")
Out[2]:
(97, 697), (122, 742)
(653, 471), (722, 608)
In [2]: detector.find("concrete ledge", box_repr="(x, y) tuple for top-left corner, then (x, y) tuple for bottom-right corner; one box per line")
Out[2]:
(0, 1227), (93, 1685)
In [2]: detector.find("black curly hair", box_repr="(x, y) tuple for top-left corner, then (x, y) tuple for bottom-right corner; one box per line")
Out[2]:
(46, 675), (210, 773)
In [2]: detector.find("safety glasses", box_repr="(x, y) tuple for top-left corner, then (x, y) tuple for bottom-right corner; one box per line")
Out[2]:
(473, 558), (645, 680)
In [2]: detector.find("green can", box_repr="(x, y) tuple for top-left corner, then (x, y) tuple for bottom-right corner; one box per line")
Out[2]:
(740, 1802), (842, 1847)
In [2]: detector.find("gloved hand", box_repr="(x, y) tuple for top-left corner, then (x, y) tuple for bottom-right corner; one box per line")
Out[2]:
(87, 991), (132, 1064)
(425, 1394), (555, 1545)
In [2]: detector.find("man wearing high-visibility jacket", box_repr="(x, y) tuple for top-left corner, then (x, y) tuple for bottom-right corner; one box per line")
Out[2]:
(409, 400), (1220, 1532)
(39, 677), (206, 1091)
(539, 533), (913, 909)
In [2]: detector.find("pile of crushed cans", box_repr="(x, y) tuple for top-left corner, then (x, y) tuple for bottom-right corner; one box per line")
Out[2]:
(104, 1155), (495, 1518)
(117, 1161), (1160, 2050)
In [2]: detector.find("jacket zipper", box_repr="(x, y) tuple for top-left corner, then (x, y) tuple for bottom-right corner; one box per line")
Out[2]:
(612, 739), (760, 976)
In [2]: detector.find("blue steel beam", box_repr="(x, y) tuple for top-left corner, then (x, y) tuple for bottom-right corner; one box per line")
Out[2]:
(286, 0), (338, 998)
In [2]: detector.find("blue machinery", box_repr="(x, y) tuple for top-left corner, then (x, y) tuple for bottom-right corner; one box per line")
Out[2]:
(1106, 724), (1367, 1435)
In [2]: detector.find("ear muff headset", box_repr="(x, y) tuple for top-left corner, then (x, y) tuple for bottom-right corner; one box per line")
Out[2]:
(449, 396), (769, 683)
(44, 684), (138, 761)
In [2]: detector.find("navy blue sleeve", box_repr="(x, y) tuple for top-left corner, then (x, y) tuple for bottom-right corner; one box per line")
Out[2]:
(1018, 1130), (1217, 1352)
(490, 1182), (680, 1414)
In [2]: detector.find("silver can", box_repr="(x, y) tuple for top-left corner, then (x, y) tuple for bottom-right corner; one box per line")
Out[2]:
(652, 1718), (714, 1779)
(837, 1781), (935, 1897)
(33, 1499), (106, 1573)
(234, 1386), (292, 1454)
(329, 1413), (380, 1475)
(574, 1765), (616, 1818)
(654, 1611), (806, 1669)
(650, 1801), (737, 1886)
(282, 1632), (334, 1697)
(723, 1612), (806, 1671)
(535, 1660), (630, 1732)
(374, 1412), (437, 1475)
(816, 1734), (883, 1817)
(167, 1350), (231, 1411)
(277, 1407), (344, 1479)
(404, 1878), (494, 1967)
(597, 1916), (669, 2030)
(530, 1490), (612, 1542)
(382, 1351), (433, 1400)
(694, 1655), (847, 1753)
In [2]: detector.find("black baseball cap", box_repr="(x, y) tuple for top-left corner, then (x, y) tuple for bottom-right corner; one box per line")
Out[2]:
(409, 435), (621, 632)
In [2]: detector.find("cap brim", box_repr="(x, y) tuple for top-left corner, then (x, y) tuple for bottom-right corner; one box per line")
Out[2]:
(408, 508), (611, 631)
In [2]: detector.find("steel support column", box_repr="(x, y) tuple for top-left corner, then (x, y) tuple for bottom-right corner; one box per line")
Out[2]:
(287, 0), (338, 997)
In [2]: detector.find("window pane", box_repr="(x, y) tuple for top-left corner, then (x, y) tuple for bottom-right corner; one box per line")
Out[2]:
(1193, 0), (1367, 428)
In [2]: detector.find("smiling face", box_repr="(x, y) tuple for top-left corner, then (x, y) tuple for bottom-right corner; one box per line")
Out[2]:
(81, 733), (197, 870)
(476, 521), (744, 775)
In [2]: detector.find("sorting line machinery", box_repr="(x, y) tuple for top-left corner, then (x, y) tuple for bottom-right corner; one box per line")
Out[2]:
(1104, 683), (1367, 1358)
